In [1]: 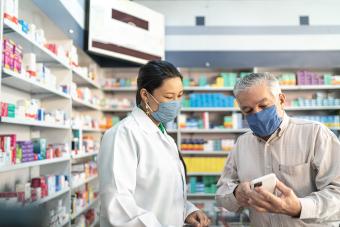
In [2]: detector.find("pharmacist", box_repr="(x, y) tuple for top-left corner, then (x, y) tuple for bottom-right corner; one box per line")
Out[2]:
(98, 61), (210, 227)
(216, 72), (340, 226)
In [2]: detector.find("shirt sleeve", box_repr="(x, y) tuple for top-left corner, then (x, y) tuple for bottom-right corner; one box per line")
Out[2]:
(299, 125), (340, 222)
(215, 144), (242, 212)
(98, 126), (165, 227)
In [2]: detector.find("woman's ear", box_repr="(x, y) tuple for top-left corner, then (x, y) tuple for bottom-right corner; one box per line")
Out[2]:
(140, 88), (148, 104)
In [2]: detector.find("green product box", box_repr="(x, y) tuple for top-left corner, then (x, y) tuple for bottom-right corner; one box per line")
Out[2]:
(183, 77), (190, 87)
(324, 74), (333, 85)
(32, 138), (47, 158)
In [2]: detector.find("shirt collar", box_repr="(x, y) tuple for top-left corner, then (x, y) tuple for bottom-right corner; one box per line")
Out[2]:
(131, 106), (161, 134)
(277, 112), (290, 137)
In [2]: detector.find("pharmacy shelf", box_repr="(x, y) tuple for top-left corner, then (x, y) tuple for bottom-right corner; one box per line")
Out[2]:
(181, 107), (239, 112)
(71, 175), (98, 190)
(0, 116), (71, 129)
(31, 187), (70, 206)
(183, 85), (340, 92)
(71, 197), (99, 220)
(184, 87), (233, 91)
(187, 193), (215, 198)
(181, 151), (230, 156)
(166, 129), (178, 134)
(101, 107), (134, 112)
(82, 127), (104, 132)
(58, 216), (70, 227)
(180, 128), (249, 134)
(72, 97), (101, 110)
(71, 152), (98, 160)
(285, 106), (340, 111)
(102, 85), (340, 92)
(188, 172), (221, 176)
(1, 68), (71, 99)
(3, 19), (71, 69)
(90, 218), (99, 227)
(72, 69), (100, 89)
(0, 157), (70, 173)
(72, 126), (104, 133)
(281, 85), (340, 90)
(102, 87), (137, 92)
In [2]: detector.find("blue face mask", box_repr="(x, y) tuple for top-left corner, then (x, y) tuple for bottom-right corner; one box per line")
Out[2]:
(246, 105), (282, 137)
(146, 93), (181, 123)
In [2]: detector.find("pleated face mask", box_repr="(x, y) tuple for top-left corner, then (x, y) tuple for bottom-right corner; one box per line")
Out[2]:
(246, 105), (282, 137)
(146, 92), (181, 123)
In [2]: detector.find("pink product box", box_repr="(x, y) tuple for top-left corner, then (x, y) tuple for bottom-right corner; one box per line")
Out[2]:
(13, 44), (22, 73)
(3, 39), (15, 70)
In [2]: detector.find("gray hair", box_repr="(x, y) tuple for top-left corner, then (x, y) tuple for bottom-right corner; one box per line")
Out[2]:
(233, 72), (282, 97)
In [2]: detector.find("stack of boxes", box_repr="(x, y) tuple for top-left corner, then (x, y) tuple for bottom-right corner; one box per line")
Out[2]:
(183, 157), (227, 173)
(0, 102), (16, 118)
(182, 93), (236, 108)
(181, 138), (235, 152)
(16, 141), (34, 163)
(2, 38), (23, 73)
(189, 176), (218, 194)
(0, 134), (16, 165)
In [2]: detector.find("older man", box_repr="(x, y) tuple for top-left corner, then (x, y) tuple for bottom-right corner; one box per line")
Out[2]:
(216, 72), (340, 226)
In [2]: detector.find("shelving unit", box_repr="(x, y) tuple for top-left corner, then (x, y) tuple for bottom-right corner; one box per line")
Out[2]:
(71, 197), (99, 220)
(2, 68), (71, 99)
(31, 187), (70, 206)
(71, 175), (98, 190)
(0, 157), (70, 172)
(181, 151), (229, 156)
(72, 97), (101, 110)
(71, 152), (98, 160)
(0, 1), (101, 226)
(0, 116), (71, 129)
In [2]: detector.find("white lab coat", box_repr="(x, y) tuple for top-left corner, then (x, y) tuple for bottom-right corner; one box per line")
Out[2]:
(98, 107), (198, 227)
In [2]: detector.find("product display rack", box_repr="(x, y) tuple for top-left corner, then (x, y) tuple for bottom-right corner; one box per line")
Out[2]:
(0, 1), (101, 226)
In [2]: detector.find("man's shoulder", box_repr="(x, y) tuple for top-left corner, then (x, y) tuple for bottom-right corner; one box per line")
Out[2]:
(288, 117), (325, 130)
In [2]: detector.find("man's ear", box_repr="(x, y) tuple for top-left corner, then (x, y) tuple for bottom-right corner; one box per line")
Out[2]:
(278, 93), (286, 107)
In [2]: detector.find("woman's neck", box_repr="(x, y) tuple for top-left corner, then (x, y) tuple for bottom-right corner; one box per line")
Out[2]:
(139, 103), (160, 126)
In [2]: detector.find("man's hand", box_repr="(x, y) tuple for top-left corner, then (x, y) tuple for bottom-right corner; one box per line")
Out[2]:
(247, 180), (302, 217)
(185, 210), (210, 227)
(234, 182), (252, 207)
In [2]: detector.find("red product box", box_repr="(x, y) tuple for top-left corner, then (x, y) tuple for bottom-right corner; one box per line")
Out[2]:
(0, 102), (8, 117)
(0, 135), (17, 165)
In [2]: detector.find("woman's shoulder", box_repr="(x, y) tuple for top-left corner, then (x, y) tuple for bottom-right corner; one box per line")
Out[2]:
(103, 114), (138, 138)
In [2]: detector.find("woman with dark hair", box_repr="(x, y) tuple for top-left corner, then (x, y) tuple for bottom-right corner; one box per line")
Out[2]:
(98, 60), (210, 227)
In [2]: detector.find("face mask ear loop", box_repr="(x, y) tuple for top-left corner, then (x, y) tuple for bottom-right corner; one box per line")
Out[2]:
(145, 91), (160, 113)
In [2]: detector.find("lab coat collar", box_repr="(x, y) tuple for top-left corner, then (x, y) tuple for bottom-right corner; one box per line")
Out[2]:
(131, 106), (160, 134)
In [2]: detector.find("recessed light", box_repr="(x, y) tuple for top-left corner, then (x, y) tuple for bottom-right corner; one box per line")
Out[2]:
(68, 29), (74, 34)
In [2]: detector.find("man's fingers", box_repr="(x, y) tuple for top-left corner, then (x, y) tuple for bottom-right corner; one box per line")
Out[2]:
(276, 180), (292, 196)
(257, 187), (283, 208)
(248, 195), (273, 211)
(197, 212), (209, 226)
(188, 216), (200, 227)
(250, 203), (269, 213)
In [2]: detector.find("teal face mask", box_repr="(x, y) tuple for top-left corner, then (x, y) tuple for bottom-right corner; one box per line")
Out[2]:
(146, 92), (181, 123)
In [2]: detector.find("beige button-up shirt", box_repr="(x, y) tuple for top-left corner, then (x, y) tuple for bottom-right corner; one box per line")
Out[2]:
(216, 113), (340, 227)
